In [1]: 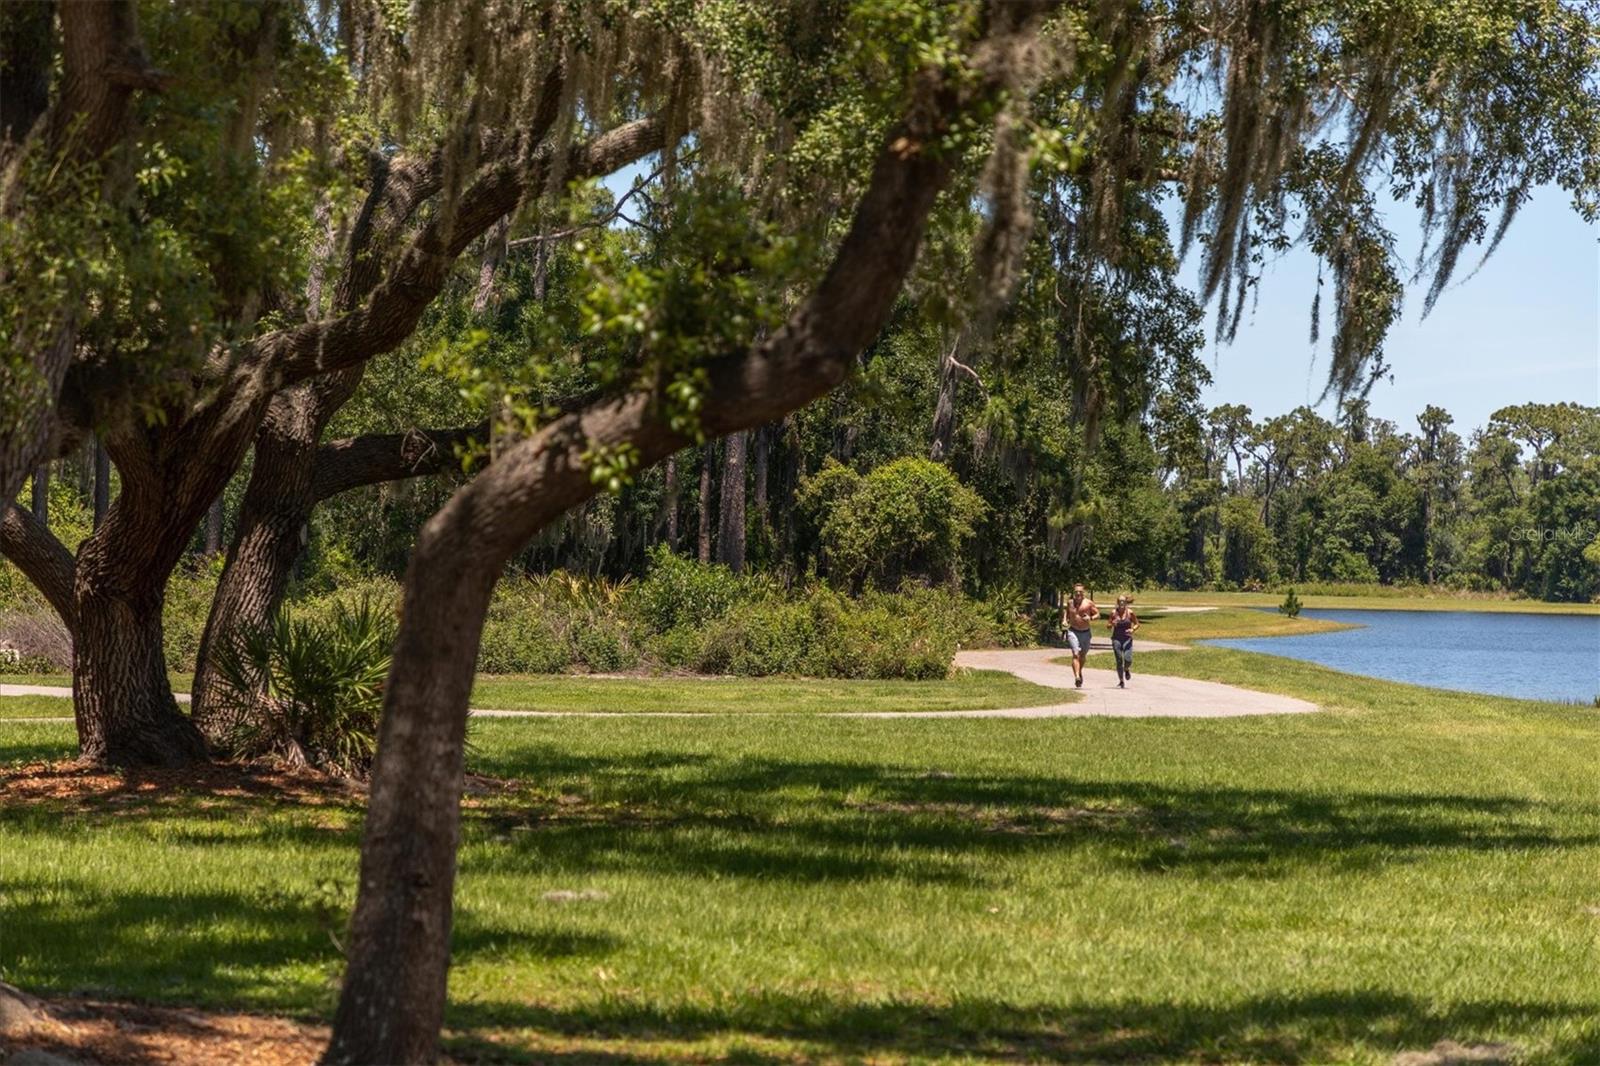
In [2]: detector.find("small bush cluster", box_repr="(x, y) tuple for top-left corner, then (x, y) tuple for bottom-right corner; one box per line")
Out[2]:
(210, 597), (396, 775)
(0, 545), (1033, 687)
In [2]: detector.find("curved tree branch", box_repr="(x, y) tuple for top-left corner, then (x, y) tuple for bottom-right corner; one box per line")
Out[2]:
(0, 504), (77, 632)
(311, 422), (491, 502)
(251, 117), (668, 391)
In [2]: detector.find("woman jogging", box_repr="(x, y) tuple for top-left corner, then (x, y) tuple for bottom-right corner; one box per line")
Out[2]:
(1107, 595), (1139, 688)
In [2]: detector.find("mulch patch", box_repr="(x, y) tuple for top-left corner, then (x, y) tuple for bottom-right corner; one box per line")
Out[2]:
(0, 760), (366, 813)
(3, 983), (332, 1066)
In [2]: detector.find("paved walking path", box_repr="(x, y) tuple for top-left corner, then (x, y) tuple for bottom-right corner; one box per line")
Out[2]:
(938, 645), (1318, 717)
(2, 641), (1315, 720)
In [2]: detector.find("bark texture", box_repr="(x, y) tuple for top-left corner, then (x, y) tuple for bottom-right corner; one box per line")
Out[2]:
(320, 16), (1035, 1050)
(718, 430), (747, 572)
(697, 444), (714, 563)
(204, 497), (224, 556)
(92, 437), (110, 528)
(661, 454), (680, 548)
(30, 464), (49, 524)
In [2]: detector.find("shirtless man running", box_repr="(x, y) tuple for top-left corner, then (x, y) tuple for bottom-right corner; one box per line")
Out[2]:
(1062, 583), (1099, 689)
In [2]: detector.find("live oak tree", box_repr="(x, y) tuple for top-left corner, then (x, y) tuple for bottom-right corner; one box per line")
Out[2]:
(3, 0), (686, 765)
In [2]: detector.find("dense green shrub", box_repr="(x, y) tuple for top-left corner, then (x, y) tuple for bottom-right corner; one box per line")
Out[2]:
(627, 545), (747, 631)
(162, 563), (222, 672)
(800, 457), (984, 590)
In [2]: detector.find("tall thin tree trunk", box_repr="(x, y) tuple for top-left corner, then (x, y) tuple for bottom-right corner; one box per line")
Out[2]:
(92, 438), (110, 530)
(662, 454), (679, 549)
(751, 426), (769, 525)
(697, 443), (714, 564)
(204, 496), (224, 557)
(930, 346), (960, 462)
(30, 464), (48, 526)
(718, 430), (747, 573)
(78, 438), (94, 499)
(322, 523), (499, 1065)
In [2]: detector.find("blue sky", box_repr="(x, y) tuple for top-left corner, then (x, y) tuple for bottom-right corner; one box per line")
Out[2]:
(1183, 185), (1600, 436)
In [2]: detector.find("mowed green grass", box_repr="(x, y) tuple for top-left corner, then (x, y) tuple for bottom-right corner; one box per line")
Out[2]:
(466, 670), (1065, 714)
(0, 695), (74, 719)
(0, 671), (1065, 716)
(3, 675), (1598, 1062)
(1139, 588), (1600, 615)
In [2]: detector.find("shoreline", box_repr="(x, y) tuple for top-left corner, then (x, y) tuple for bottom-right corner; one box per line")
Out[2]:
(1138, 589), (1599, 616)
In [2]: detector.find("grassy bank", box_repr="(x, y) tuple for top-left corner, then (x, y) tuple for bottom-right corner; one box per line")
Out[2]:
(1132, 607), (1354, 643)
(4, 655), (1599, 1063)
(1139, 588), (1600, 615)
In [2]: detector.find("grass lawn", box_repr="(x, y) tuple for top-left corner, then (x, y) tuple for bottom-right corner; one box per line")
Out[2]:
(4, 654), (1599, 1063)
(0, 694), (73, 719)
(1139, 588), (1600, 615)
(0, 671), (1065, 716)
(466, 670), (1066, 714)
(0, 672), (193, 690)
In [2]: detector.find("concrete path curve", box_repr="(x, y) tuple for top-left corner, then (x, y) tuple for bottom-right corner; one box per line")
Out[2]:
(2, 643), (1316, 721)
(933, 646), (1319, 718)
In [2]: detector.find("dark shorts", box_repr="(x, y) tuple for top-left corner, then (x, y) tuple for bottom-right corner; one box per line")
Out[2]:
(1067, 628), (1093, 655)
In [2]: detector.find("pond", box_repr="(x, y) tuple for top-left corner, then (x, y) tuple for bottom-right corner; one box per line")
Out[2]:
(1203, 608), (1600, 704)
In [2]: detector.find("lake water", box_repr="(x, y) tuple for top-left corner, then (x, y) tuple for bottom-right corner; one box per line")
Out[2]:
(1203, 608), (1600, 704)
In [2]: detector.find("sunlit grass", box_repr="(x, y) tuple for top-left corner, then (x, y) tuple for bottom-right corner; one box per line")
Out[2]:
(0, 695), (72, 719)
(466, 670), (1064, 714)
(1134, 607), (1353, 643)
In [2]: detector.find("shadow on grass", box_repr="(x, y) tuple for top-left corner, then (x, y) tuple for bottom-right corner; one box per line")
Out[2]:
(460, 750), (1599, 884)
(445, 989), (1598, 1064)
(0, 878), (620, 1012)
(6, 749), (1595, 891)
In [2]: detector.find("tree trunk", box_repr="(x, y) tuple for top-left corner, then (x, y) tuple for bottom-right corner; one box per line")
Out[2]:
(30, 464), (49, 525)
(718, 430), (747, 572)
(204, 496), (225, 557)
(92, 438), (110, 529)
(322, 521), (500, 1065)
(751, 426), (769, 525)
(191, 381), (349, 731)
(662, 453), (679, 548)
(78, 438), (94, 499)
(72, 517), (207, 767)
(697, 443), (714, 564)
(929, 334), (964, 461)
